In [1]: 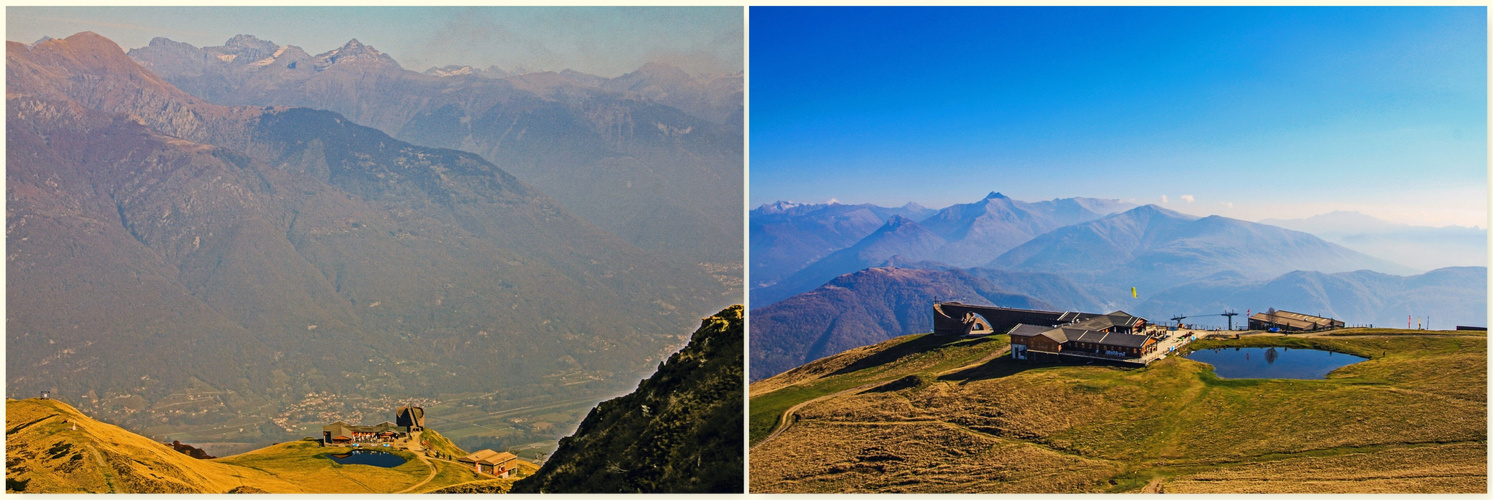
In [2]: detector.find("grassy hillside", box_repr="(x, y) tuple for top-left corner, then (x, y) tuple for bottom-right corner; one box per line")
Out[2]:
(750, 333), (1009, 445)
(5, 398), (483, 493)
(425, 461), (542, 494)
(749, 330), (1486, 493)
(513, 305), (744, 493)
(750, 267), (1054, 381)
(417, 429), (467, 460)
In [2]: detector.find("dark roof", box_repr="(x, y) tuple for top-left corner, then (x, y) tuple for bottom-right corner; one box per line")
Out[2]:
(1056, 311), (1101, 324)
(1249, 311), (1340, 330)
(397, 406), (426, 426)
(323, 422), (353, 438)
(1041, 328), (1070, 343)
(1067, 329), (1152, 348)
(1071, 311), (1146, 331)
(1007, 324), (1054, 338)
(1105, 311), (1145, 326)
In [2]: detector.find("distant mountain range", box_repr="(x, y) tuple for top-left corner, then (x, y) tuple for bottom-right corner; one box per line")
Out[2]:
(750, 194), (1485, 380)
(990, 204), (1413, 297)
(129, 34), (743, 266)
(750, 193), (1132, 307)
(920, 192), (1134, 267)
(750, 201), (933, 292)
(753, 215), (948, 307)
(7, 32), (729, 448)
(1135, 266), (1487, 330)
(1261, 211), (1487, 272)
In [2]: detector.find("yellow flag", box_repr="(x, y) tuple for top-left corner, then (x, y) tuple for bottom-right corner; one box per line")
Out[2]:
(1131, 287), (1137, 298)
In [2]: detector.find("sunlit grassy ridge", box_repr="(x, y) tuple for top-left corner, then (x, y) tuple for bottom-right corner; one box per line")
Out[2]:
(749, 333), (1008, 446)
(418, 428), (468, 459)
(749, 330), (1485, 493)
(4, 398), (484, 493)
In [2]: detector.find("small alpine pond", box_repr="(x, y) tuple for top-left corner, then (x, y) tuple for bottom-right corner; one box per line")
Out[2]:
(1186, 346), (1367, 379)
(327, 449), (407, 468)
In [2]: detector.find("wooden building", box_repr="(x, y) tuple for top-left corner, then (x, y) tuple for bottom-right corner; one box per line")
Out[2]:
(460, 449), (520, 478)
(934, 302), (1148, 337)
(1009, 323), (1157, 362)
(1247, 310), (1343, 332)
(322, 420), (406, 445)
(1067, 311), (1147, 334)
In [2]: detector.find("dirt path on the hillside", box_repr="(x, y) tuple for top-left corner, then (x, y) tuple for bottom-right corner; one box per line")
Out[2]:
(753, 345), (1012, 451)
(397, 454), (506, 493)
(395, 453), (439, 493)
(752, 381), (880, 451)
(934, 345), (1012, 378)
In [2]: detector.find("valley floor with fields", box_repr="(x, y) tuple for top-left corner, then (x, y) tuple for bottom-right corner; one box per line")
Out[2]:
(749, 329), (1487, 493)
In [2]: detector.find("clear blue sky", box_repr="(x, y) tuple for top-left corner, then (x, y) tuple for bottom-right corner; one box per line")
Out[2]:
(750, 7), (1487, 227)
(7, 6), (743, 77)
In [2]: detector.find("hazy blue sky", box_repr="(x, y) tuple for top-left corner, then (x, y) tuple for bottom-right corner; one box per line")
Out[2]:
(7, 6), (743, 77)
(751, 7), (1487, 227)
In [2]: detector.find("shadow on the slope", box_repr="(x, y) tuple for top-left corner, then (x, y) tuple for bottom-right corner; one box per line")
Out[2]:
(859, 374), (927, 394)
(826, 334), (997, 379)
(938, 353), (1132, 384)
(936, 355), (1034, 384)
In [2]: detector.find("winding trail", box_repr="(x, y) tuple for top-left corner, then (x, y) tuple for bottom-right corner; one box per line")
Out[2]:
(752, 381), (878, 451)
(394, 452), (439, 493)
(752, 343), (1011, 451)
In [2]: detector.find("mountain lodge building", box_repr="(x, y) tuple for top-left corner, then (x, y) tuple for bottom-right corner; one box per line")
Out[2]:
(321, 421), (404, 444)
(460, 449), (520, 478)
(322, 405), (426, 446)
(933, 302), (1157, 363)
(1247, 310), (1344, 332)
(1007, 324), (1158, 362)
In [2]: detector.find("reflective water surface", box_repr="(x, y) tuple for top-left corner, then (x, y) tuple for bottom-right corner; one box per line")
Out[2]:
(327, 449), (407, 468)
(1186, 347), (1367, 379)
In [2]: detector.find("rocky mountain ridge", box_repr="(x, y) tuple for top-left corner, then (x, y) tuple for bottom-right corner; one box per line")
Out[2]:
(128, 34), (744, 265)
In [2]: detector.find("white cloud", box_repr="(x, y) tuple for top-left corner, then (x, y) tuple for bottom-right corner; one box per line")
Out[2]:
(1222, 201), (1234, 209)
(1181, 194), (1195, 203)
(1160, 195), (1169, 204)
(826, 198), (840, 204)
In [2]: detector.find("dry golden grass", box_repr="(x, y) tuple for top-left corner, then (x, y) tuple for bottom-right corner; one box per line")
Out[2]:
(1322, 327), (1485, 337)
(750, 332), (1486, 493)
(750, 334), (1008, 445)
(5, 398), (484, 493)
(749, 420), (1119, 493)
(428, 478), (514, 493)
(750, 339), (906, 394)
(1163, 442), (1488, 493)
